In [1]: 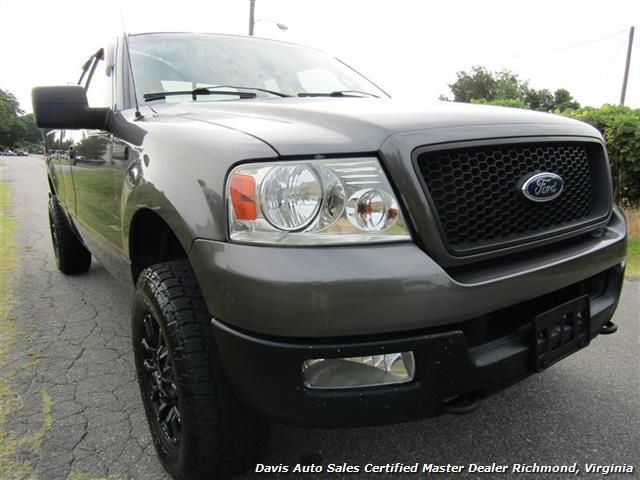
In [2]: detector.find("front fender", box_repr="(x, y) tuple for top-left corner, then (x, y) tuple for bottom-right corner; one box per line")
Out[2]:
(122, 184), (193, 255)
(120, 114), (278, 257)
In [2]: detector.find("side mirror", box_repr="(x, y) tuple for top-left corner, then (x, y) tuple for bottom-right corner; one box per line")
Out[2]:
(31, 85), (110, 130)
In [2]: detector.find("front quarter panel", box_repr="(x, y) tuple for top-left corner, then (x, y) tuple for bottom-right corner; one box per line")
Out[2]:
(120, 111), (278, 256)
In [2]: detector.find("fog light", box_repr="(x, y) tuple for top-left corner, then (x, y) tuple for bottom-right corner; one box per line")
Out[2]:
(302, 352), (415, 389)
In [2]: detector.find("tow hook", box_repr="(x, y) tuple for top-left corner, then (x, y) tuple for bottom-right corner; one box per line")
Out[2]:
(599, 320), (618, 335)
(443, 394), (481, 415)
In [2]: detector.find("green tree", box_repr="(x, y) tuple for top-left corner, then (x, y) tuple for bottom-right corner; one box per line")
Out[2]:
(447, 66), (526, 103)
(20, 114), (43, 144)
(553, 88), (580, 111)
(524, 88), (555, 112)
(0, 89), (26, 147)
(495, 70), (527, 101)
(443, 66), (580, 112)
(0, 90), (45, 150)
(447, 66), (497, 103)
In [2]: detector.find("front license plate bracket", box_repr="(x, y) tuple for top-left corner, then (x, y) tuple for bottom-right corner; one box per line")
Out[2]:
(534, 295), (590, 371)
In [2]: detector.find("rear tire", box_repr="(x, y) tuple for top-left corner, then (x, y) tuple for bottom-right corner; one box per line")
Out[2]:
(48, 195), (91, 274)
(132, 260), (269, 480)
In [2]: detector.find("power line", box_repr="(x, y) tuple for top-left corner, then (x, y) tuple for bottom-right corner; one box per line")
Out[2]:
(437, 29), (626, 61)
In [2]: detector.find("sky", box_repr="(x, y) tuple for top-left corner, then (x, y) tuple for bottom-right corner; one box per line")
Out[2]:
(0, 0), (638, 113)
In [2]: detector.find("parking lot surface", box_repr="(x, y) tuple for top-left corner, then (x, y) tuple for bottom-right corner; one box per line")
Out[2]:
(1, 155), (638, 479)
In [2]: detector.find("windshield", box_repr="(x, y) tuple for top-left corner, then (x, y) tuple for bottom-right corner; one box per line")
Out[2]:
(128, 33), (387, 104)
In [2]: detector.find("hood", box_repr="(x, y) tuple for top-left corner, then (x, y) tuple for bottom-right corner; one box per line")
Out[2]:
(148, 98), (595, 156)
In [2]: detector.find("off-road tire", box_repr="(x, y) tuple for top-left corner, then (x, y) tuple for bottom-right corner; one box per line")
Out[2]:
(132, 260), (269, 480)
(48, 195), (91, 274)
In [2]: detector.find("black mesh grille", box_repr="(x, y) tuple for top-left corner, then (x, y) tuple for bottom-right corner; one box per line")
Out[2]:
(417, 143), (597, 252)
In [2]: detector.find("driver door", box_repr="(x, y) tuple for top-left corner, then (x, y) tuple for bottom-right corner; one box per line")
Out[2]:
(70, 46), (124, 276)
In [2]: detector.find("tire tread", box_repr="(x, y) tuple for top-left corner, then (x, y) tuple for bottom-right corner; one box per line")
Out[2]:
(134, 260), (268, 480)
(48, 196), (91, 274)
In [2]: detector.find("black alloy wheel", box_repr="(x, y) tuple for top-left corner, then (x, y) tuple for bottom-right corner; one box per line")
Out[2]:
(140, 312), (181, 445)
(132, 260), (269, 480)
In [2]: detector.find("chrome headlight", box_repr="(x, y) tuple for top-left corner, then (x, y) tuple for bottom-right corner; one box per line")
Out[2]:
(226, 158), (411, 245)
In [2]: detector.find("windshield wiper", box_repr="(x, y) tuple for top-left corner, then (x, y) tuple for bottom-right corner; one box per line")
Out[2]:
(144, 84), (292, 102)
(297, 90), (380, 98)
(144, 89), (257, 102)
(198, 85), (292, 98)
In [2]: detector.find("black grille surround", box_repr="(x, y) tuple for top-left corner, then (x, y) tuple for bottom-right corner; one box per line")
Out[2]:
(415, 140), (612, 255)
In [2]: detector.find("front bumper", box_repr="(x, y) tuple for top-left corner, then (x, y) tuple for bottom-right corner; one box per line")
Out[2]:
(211, 263), (625, 427)
(190, 208), (626, 338)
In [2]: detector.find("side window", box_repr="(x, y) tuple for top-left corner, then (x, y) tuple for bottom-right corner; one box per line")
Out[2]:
(84, 51), (113, 109)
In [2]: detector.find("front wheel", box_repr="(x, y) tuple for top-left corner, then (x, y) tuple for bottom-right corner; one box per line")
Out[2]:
(132, 260), (269, 480)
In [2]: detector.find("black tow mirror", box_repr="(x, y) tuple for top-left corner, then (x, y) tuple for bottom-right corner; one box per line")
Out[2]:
(31, 85), (110, 130)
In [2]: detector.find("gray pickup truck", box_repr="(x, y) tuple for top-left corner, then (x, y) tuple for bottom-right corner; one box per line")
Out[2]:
(32, 32), (627, 480)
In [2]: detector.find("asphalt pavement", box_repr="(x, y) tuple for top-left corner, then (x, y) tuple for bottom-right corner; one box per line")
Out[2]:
(1, 155), (638, 480)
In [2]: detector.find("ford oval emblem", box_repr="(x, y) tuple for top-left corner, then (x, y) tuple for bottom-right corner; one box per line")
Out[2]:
(519, 172), (564, 202)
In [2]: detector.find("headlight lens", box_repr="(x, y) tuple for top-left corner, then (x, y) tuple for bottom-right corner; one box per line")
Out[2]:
(346, 189), (399, 231)
(227, 158), (411, 245)
(260, 164), (322, 231)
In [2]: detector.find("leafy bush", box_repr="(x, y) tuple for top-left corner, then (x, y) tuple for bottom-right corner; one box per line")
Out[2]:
(562, 105), (640, 204)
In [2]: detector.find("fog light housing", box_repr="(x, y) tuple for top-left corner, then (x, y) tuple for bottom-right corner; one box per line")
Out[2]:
(302, 352), (415, 389)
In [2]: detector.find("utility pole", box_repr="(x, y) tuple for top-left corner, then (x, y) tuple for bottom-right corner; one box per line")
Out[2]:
(248, 0), (256, 36)
(620, 26), (635, 106)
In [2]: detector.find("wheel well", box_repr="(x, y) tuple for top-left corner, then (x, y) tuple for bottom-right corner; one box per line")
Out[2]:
(129, 209), (188, 283)
(47, 175), (56, 195)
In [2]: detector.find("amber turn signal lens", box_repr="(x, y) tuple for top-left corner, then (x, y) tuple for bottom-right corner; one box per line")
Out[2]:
(229, 173), (257, 220)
